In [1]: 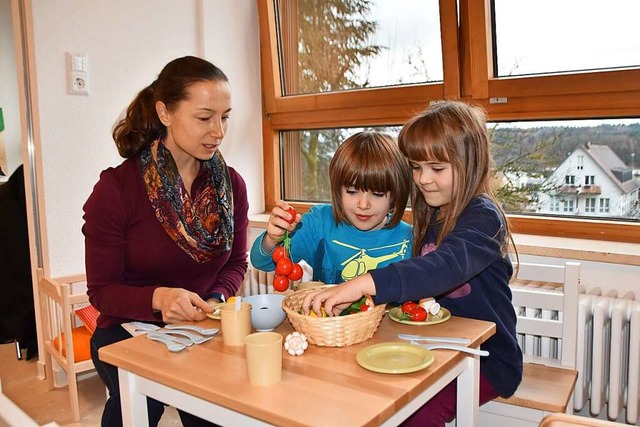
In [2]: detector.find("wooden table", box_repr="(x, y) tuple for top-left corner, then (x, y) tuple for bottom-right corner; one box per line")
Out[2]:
(100, 314), (495, 427)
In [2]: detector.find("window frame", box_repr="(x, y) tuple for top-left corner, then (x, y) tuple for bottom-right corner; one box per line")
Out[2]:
(257, 0), (640, 243)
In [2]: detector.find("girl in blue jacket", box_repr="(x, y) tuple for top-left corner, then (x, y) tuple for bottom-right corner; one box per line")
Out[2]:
(303, 101), (522, 427)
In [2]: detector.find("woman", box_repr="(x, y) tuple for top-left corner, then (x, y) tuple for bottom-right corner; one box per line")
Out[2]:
(83, 56), (248, 427)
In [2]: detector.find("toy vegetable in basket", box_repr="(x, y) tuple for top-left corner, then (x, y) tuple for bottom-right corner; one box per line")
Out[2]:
(340, 295), (374, 315)
(282, 289), (385, 347)
(298, 294), (374, 317)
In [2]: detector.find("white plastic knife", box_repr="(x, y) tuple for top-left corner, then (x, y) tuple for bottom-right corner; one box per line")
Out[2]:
(412, 342), (489, 357)
(397, 334), (470, 344)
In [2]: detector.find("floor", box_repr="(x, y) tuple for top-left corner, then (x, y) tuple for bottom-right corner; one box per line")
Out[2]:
(0, 343), (181, 426)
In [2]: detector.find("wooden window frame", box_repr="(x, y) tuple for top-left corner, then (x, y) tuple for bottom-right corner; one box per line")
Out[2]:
(257, 0), (640, 243)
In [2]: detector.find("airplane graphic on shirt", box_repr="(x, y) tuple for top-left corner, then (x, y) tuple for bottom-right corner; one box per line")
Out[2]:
(332, 239), (410, 281)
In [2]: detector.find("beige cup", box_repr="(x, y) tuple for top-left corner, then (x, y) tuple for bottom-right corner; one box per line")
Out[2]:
(220, 302), (252, 346)
(244, 332), (283, 386)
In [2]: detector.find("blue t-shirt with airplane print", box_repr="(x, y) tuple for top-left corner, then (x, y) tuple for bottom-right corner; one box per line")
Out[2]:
(250, 204), (412, 284)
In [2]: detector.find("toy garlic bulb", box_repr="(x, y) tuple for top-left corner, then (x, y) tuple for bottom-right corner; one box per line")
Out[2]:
(419, 297), (441, 316)
(284, 332), (308, 356)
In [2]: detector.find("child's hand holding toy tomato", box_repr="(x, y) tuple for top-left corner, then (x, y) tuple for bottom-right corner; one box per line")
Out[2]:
(264, 200), (300, 248)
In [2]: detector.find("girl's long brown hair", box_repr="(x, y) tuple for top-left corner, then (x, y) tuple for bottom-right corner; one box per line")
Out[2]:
(398, 101), (514, 258)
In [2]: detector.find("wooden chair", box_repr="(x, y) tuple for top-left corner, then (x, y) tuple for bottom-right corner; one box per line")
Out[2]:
(480, 261), (581, 427)
(37, 268), (95, 422)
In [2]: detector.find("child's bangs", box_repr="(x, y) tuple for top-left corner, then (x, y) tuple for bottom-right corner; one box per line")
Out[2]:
(341, 156), (394, 193)
(400, 120), (450, 163)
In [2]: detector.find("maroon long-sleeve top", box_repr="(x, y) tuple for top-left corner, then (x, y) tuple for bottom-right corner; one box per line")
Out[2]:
(82, 157), (249, 328)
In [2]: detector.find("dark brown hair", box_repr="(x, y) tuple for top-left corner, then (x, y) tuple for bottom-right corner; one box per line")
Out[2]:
(112, 56), (228, 158)
(398, 101), (513, 256)
(329, 131), (412, 227)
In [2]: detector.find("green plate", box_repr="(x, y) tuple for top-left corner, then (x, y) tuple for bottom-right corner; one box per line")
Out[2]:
(388, 307), (451, 326)
(356, 342), (435, 374)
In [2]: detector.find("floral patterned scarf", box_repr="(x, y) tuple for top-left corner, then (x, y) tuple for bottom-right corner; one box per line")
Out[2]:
(140, 141), (234, 263)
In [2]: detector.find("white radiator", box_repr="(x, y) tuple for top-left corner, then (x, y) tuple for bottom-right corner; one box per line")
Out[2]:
(241, 267), (275, 296)
(574, 292), (640, 424)
(516, 283), (640, 424)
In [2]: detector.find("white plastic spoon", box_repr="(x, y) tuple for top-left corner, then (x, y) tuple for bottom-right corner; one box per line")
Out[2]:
(164, 324), (219, 336)
(160, 329), (212, 345)
(147, 331), (193, 347)
(146, 332), (186, 352)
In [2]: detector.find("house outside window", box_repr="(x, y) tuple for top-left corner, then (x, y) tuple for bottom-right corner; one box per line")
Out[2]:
(585, 198), (596, 213)
(537, 143), (639, 218)
(550, 197), (560, 212)
(563, 200), (575, 212)
(565, 175), (575, 185)
(600, 198), (611, 213)
(577, 155), (584, 170)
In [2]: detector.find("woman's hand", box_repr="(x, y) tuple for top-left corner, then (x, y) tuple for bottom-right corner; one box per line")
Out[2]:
(152, 287), (214, 324)
(302, 274), (377, 316)
(262, 200), (301, 252)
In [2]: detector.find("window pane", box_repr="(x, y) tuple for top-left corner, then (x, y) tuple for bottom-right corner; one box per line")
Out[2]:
(284, 119), (640, 223)
(491, 118), (640, 221)
(276, 0), (442, 96)
(281, 126), (400, 201)
(493, 0), (640, 77)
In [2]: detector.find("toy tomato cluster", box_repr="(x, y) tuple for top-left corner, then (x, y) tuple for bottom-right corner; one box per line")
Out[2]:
(398, 298), (442, 322)
(272, 248), (303, 291)
(271, 208), (303, 292)
(399, 301), (428, 322)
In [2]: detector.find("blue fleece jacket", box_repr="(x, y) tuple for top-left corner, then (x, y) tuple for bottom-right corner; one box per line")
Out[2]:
(370, 196), (522, 397)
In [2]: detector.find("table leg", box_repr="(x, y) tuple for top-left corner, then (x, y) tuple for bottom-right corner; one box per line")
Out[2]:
(380, 357), (468, 426)
(118, 368), (149, 427)
(456, 355), (480, 427)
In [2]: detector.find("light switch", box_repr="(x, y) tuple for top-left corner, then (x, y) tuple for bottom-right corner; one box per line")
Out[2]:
(67, 52), (89, 95)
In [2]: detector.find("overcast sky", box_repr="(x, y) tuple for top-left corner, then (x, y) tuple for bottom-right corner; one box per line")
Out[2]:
(357, 0), (639, 128)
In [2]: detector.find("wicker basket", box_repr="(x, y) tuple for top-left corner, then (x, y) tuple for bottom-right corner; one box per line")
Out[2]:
(282, 288), (386, 347)
(293, 281), (335, 292)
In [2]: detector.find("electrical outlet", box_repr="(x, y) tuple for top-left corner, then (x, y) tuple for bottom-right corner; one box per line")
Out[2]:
(67, 52), (89, 95)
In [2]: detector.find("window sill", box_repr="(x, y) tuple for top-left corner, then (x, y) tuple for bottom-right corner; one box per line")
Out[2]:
(249, 214), (640, 267)
(512, 234), (640, 266)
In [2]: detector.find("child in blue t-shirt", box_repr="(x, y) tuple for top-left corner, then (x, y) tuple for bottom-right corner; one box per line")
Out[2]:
(250, 131), (413, 285)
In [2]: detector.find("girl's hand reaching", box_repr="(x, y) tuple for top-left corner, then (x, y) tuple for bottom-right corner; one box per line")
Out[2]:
(152, 287), (214, 324)
(302, 274), (377, 316)
(262, 200), (301, 252)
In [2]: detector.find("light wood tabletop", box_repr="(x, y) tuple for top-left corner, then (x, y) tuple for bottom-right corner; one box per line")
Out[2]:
(100, 313), (495, 427)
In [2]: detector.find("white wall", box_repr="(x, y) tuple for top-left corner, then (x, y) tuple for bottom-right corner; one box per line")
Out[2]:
(28, 0), (263, 276)
(0, 0), (22, 177)
(201, 1), (265, 216)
